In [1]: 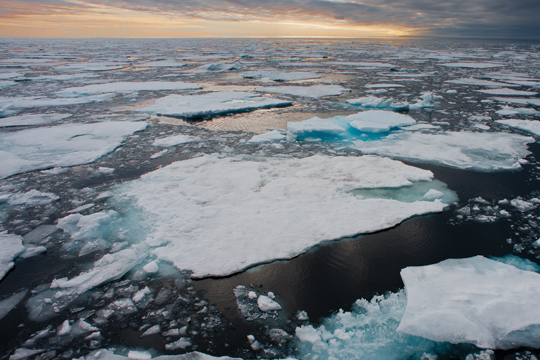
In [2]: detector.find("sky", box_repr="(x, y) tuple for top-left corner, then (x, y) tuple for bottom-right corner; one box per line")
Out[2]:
(1, 0), (540, 39)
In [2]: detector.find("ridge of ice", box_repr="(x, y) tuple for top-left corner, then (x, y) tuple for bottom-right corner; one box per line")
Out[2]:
(397, 256), (540, 349)
(139, 91), (291, 119)
(117, 154), (452, 278)
(0, 121), (147, 178)
(56, 82), (202, 97)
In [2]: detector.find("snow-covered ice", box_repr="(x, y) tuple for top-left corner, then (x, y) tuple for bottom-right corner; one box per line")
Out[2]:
(255, 85), (349, 98)
(139, 91), (291, 119)
(365, 83), (404, 88)
(397, 256), (540, 349)
(116, 154), (453, 277)
(0, 231), (25, 280)
(0, 121), (147, 178)
(152, 134), (199, 147)
(353, 131), (533, 171)
(56, 82), (202, 97)
(0, 114), (71, 127)
(496, 119), (540, 137)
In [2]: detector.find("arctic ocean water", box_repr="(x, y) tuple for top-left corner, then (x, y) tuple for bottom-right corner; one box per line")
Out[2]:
(0, 38), (540, 360)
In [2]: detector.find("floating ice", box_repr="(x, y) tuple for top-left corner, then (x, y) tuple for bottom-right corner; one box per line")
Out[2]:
(496, 105), (538, 116)
(0, 232), (24, 280)
(446, 78), (518, 87)
(57, 211), (117, 241)
(255, 85), (349, 98)
(134, 59), (186, 67)
(397, 256), (540, 349)
(7, 190), (59, 206)
(257, 295), (282, 312)
(25, 74), (100, 82)
(476, 88), (537, 96)
(492, 97), (540, 106)
(327, 61), (395, 68)
(353, 131), (533, 171)
(347, 110), (416, 133)
(198, 62), (245, 71)
(0, 72), (21, 79)
(0, 93), (115, 117)
(243, 70), (322, 81)
(127, 351), (152, 360)
(247, 130), (286, 143)
(56, 82), (202, 97)
(0, 114), (71, 127)
(0, 290), (27, 321)
(51, 246), (146, 294)
(0, 121), (147, 178)
(288, 117), (346, 137)
(55, 62), (127, 71)
(117, 154), (452, 277)
(365, 83), (404, 88)
(440, 62), (505, 68)
(83, 349), (241, 360)
(152, 134), (198, 147)
(496, 119), (540, 137)
(139, 92), (291, 119)
(0, 81), (16, 89)
(346, 96), (409, 110)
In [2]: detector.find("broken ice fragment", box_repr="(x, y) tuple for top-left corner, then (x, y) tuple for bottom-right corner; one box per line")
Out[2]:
(257, 295), (282, 312)
(288, 117), (345, 137)
(0, 231), (25, 280)
(247, 130), (286, 143)
(152, 134), (198, 147)
(0, 290), (28, 320)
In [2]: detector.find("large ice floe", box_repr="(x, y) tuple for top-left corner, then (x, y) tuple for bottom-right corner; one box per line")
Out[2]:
(255, 85), (349, 98)
(0, 94), (115, 117)
(115, 154), (455, 278)
(295, 256), (540, 359)
(56, 82), (202, 97)
(397, 256), (540, 349)
(0, 121), (147, 178)
(138, 91), (292, 119)
(496, 119), (540, 137)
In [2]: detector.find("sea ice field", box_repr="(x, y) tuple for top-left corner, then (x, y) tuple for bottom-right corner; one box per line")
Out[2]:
(1, 38), (540, 360)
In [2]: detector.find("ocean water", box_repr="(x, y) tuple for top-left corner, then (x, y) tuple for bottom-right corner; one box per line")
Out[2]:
(0, 38), (540, 360)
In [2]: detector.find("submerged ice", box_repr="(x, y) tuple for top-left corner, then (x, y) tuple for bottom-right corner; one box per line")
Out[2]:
(116, 154), (454, 278)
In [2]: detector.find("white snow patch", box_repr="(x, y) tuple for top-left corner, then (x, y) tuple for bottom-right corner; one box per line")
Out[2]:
(397, 256), (540, 349)
(0, 121), (147, 178)
(117, 154), (451, 278)
(139, 92), (291, 119)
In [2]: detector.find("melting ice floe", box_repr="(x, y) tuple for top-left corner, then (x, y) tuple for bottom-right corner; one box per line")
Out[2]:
(116, 154), (454, 278)
(134, 59), (187, 68)
(296, 256), (540, 359)
(255, 85), (349, 98)
(139, 91), (292, 119)
(398, 256), (540, 349)
(56, 82), (202, 97)
(0, 121), (147, 178)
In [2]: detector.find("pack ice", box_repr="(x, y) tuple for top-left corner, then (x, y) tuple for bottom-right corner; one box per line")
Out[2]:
(117, 154), (453, 278)
(138, 91), (291, 119)
(397, 256), (540, 349)
(0, 121), (147, 178)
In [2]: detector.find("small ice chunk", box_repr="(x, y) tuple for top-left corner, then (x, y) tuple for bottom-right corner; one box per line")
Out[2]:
(288, 117), (345, 136)
(7, 190), (58, 206)
(9, 348), (44, 360)
(296, 310), (309, 321)
(496, 119), (540, 138)
(510, 198), (537, 212)
(143, 261), (159, 274)
(19, 245), (47, 258)
(57, 211), (117, 241)
(0, 231), (24, 280)
(257, 295), (282, 312)
(141, 325), (161, 337)
(127, 350), (152, 360)
(57, 320), (72, 336)
(98, 167), (115, 174)
(165, 337), (192, 350)
(150, 149), (168, 159)
(132, 286), (151, 303)
(248, 291), (257, 300)
(248, 130), (286, 143)
(152, 134), (198, 147)
(243, 69), (322, 81)
(477, 88), (537, 96)
(67, 203), (95, 214)
(397, 256), (540, 349)
(439, 62), (505, 69)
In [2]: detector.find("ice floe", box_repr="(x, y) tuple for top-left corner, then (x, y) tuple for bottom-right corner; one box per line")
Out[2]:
(139, 91), (291, 119)
(255, 85), (349, 98)
(0, 231), (25, 280)
(346, 92), (435, 111)
(81, 349), (242, 359)
(353, 131), (534, 171)
(56, 81), (202, 97)
(0, 290), (27, 321)
(0, 93), (115, 117)
(0, 121), (147, 178)
(197, 62), (245, 71)
(243, 70), (322, 81)
(447, 78), (519, 87)
(347, 110), (416, 132)
(496, 119), (540, 137)
(397, 256), (540, 349)
(55, 62), (127, 72)
(152, 134), (199, 147)
(440, 62), (505, 68)
(116, 154), (452, 277)
(248, 130), (286, 143)
(288, 117), (346, 136)
(365, 83), (404, 88)
(495, 106), (538, 116)
(134, 59), (187, 68)
(476, 88), (537, 96)
(0, 113), (71, 127)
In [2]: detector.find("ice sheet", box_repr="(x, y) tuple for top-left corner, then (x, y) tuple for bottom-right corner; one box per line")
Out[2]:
(139, 91), (291, 119)
(0, 231), (25, 280)
(117, 154), (452, 278)
(0, 121), (147, 178)
(57, 82), (202, 97)
(353, 131), (533, 171)
(255, 85), (349, 98)
(397, 256), (540, 349)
